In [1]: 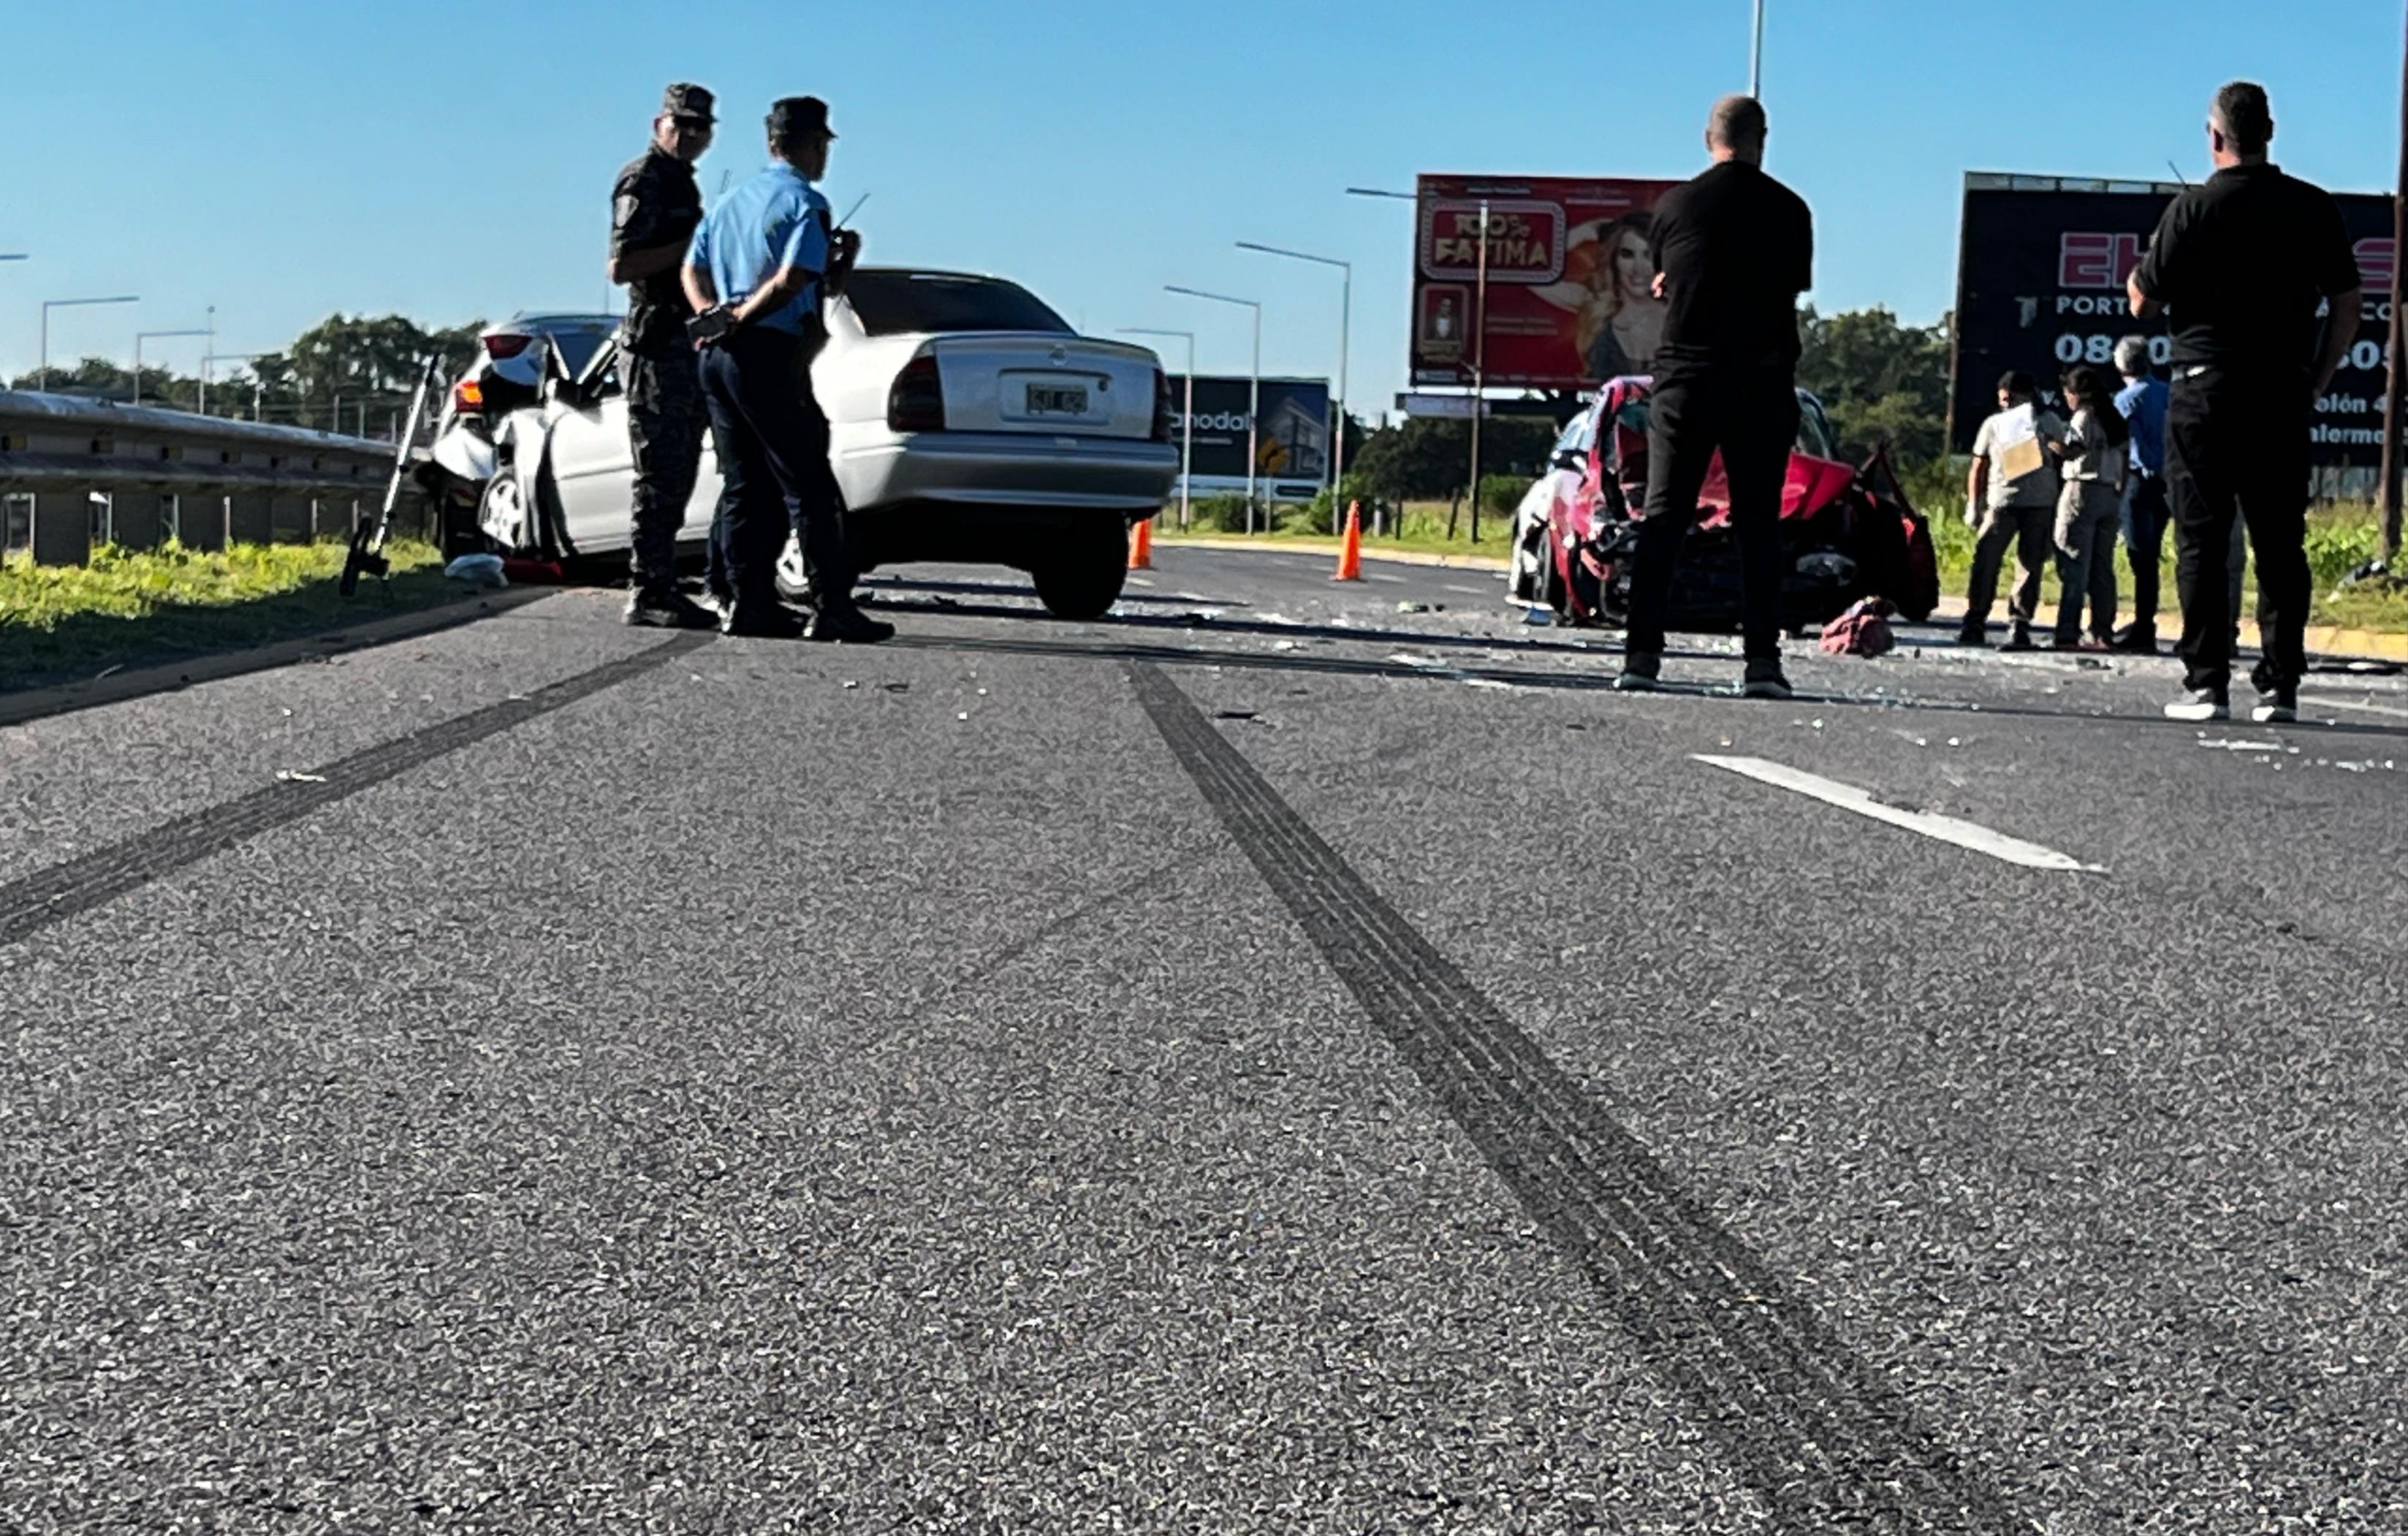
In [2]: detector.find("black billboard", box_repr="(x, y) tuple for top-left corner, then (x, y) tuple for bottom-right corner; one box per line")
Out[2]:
(1951, 173), (2396, 465)
(1169, 376), (1332, 488)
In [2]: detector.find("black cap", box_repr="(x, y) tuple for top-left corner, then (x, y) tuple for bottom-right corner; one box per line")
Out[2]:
(661, 83), (714, 123)
(1998, 369), (2034, 398)
(767, 95), (837, 142)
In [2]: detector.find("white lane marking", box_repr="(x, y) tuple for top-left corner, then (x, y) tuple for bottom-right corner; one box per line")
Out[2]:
(2303, 693), (2408, 721)
(1694, 755), (2105, 874)
(1442, 582), (1488, 596)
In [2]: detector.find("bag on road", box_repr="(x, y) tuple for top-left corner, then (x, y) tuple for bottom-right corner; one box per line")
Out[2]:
(1818, 596), (1896, 658)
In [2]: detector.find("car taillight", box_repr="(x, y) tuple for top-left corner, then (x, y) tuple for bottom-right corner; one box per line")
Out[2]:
(482, 332), (531, 361)
(1151, 368), (1173, 443)
(886, 354), (944, 433)
(452, 379), (485, 414)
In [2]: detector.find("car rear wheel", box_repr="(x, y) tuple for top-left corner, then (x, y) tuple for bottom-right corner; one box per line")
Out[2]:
(1032, 520), (1129, 620)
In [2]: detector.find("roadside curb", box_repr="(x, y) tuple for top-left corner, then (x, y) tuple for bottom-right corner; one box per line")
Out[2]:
(0, 585), (550, 730)
(1154, 535), (1511, 574)
(1927, 597), (2408, 664)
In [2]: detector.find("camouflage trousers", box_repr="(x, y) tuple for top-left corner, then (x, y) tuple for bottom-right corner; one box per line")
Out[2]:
(625, 346), (707, 594)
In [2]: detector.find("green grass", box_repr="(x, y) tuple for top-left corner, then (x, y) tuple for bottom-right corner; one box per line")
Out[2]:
(1, 536), (455, 687)
(1162, 498), (1516, 562)
(1902, 471), (2407, 632)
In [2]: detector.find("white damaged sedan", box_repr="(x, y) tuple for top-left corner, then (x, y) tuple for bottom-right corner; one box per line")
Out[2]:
(476, 267), (1180, 619)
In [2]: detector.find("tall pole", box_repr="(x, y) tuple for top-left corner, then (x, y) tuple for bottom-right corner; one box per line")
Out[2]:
(1334, 266), (1351, 531)
(133, 329), (209, 405)
(1119, 326), (1197, 528)
(1164, 286), (1261, 530)
(37, 294), (139, 392)
(1468, 199), (1490, 542)
(1247, 302), (1261, 532)
(1750, 0), (1766, 97)
(2383, 3), (2408, 563)
(1236, 241), (1353, 532)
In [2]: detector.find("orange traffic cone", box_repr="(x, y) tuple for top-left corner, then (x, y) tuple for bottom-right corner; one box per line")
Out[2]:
(1128, 513), (1155, 570)
(1333, 501), (1364, 582)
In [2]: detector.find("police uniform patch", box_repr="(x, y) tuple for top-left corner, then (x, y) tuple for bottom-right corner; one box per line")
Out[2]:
(615, 193), (642, 230)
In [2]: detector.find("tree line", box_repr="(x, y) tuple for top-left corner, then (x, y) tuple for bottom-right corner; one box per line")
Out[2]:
(7, 313), (490, 436)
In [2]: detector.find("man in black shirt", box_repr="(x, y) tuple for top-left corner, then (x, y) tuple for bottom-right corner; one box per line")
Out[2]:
(2129, 81), (2360, 722)
(607, 82), (721, 630)
(1614, 94), (1813, 699)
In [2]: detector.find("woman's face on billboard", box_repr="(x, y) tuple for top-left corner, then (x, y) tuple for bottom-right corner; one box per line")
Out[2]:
(1612, 229), (1652, 301)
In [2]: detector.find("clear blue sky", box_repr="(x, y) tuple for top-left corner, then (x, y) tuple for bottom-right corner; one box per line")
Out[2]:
(2, 0), (2398, 414)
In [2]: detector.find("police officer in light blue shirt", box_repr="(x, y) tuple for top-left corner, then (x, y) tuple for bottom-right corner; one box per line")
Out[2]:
(680, 95), (889, 642)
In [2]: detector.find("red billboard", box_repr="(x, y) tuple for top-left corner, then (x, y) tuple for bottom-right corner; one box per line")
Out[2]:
(1410, 174), (1682, 392)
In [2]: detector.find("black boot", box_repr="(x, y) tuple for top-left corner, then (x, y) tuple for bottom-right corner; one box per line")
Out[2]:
(626, 587), (721, 631)
(806, 598), (894, 644)
(721, 600), (807, 639)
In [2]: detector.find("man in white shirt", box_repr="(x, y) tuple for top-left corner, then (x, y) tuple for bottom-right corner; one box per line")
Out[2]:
(1958, 370), (2065, 651)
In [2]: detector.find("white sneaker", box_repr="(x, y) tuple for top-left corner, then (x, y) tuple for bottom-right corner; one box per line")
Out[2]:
(2164, 688), (2230, 723)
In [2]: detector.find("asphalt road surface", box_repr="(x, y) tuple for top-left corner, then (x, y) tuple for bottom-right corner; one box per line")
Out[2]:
(5, 545), (2407, 1533)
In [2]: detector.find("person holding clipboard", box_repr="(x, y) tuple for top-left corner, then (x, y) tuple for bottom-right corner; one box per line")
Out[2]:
(1956, 371), (2066, 651)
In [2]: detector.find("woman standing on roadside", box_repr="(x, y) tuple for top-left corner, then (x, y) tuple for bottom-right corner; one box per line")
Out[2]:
(2048, 364), (2130, 650)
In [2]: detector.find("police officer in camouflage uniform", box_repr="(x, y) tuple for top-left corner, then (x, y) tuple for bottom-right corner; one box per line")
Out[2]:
(606, 82), (721, 629)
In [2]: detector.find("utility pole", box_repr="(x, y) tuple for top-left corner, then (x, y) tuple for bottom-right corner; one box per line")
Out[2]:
(1467, 199), (1491, 543)
(2382, 3), (2408, 563)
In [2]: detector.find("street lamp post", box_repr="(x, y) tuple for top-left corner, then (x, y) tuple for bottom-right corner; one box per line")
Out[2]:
(1120, 327), (1195, 528)
(1346, 186), (1431, 537)
(132, 328), (211, 405)
(1468, 198), (1491, 543)
(1165, 285), (1263, 531)
(1751, 0), (1766, 97)
(203, 353), (270, 420)
(1237, 241), (1352, 533)
(38, 295), (139, 392)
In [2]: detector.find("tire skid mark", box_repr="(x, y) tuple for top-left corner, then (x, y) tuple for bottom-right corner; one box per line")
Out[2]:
(0, 634), (711, 949)
(1128, 660), (2026, 1533)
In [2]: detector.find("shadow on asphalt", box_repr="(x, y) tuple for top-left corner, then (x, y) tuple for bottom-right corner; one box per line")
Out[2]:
(865, 574), (1253, 610)
(884, 628), (2408, 743)
(861, 588), (1674, 663)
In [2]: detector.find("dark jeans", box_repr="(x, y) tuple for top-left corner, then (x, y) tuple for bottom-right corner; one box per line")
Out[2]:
(2166, 368), (2311, 693)
(696, 327), (855, 611)
(1625, 366), (1798, 661)
(2122, 469), (2244, 637)
(2120, 472), (2170, 628)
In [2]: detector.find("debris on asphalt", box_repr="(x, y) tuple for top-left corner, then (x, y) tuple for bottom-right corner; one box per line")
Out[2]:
(1396, 601), (1432, 614)
(1214, 710), (1258, 721)
(441, 553), (508, 588)
(275, 769), (327, 783)
(881, 682), (910, 693)
(2195, 738), (2285, 753)
(955, 712), (969, 721)
(842, 680), (859, 689)
(1386, 653), (1438, 668)
(1273, 640), (1302, 651)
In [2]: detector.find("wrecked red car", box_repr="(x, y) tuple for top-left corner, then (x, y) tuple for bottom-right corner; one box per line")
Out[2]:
(1508, 377), (1938, 631)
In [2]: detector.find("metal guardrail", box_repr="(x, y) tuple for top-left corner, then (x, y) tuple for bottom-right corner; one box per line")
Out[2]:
(0, 389), (430, 565)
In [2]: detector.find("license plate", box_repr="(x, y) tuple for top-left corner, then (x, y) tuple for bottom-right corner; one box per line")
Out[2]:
(1026, 384), (1088, 416)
